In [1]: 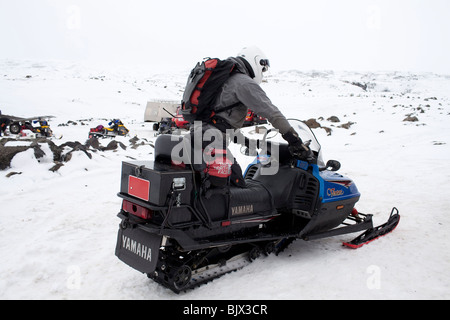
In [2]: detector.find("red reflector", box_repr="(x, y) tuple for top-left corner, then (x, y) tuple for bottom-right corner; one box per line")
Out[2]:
(221, 221), (231, 227)
(128, 176), (150, 201)
(122, 200), (152, 220)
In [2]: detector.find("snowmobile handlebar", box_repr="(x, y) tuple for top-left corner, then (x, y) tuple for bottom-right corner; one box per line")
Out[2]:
(237, 130), (318, 164)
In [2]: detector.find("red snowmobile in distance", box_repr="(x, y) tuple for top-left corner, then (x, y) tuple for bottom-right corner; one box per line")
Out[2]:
(153, 107), (190, 134)
(173, 106), (190, 130)
(243, 109), (268, 127)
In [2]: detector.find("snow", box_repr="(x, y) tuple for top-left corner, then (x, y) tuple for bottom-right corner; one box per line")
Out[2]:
(1, 59), (450, 300)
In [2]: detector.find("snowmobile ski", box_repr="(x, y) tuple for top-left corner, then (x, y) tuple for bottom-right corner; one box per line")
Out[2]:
(343, 207), (400, 249)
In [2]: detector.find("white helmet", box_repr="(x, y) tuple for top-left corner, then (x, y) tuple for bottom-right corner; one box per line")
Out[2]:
(237, 46), (270, 84)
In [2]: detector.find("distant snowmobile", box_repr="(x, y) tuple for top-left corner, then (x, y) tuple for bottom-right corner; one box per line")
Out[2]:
(242, 109), (268, 127)
(89, 119), (129, 138)
(114, 119), (400, 293)
(153, 107), (190, 135)
(8, 116), (54, 138)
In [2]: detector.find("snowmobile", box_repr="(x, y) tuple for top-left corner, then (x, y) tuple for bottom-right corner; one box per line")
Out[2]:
(115, 119), (400, 293)
(242, 109), (268, 127)
(88, 119), (129, 138)
(173, 107), (190, 130)
(153, 107), (190, 134)
(152, 117), (175, 135)
(8, 116), (54, 138)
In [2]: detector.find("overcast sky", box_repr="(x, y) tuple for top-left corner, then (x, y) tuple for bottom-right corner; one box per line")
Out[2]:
(1, 0), (449, 73)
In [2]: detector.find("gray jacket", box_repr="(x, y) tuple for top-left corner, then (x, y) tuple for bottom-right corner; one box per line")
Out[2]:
(211, 57), (292, 135)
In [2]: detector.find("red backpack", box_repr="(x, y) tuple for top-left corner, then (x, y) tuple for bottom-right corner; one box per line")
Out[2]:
(181, 58), (239, 123)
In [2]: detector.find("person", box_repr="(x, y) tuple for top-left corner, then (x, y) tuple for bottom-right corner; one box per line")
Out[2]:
(0, 114), (11, 137)
(185, 46), (311, 188)
(108, 119), (120, 131)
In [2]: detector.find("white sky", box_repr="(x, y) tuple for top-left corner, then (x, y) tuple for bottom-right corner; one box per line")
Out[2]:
(1, 0), (449, 73)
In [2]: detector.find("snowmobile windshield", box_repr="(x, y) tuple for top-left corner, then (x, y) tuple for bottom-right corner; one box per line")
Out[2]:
(259, 119), (324, 166)
(287, 119), (321, 151)
(288, 119), (325, 167)
(239, 119), (325, 167)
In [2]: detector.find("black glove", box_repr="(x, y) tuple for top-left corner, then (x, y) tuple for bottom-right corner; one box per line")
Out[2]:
(282, 128), (313, 160)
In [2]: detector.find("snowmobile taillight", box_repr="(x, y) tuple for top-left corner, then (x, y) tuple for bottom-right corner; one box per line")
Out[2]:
(351, 208), (359, 216)
(221, 221), (231, 227)
(122, 200), (152, 220)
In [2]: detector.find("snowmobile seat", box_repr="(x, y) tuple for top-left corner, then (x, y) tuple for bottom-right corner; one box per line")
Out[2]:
(229, 179), (276, 217)
(154, 134), (186, 164)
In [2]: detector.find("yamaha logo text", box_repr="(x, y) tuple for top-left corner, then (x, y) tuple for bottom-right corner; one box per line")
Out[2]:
(122, 235), (152, 262)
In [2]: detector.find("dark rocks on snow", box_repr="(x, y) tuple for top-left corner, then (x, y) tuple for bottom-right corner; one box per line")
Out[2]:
(1, 136), (127, 173)
(303, 116), (357, 136)
(304, 118), (332, 136)
(0, 144), (28, 170)
(327, 116), (340, 123)
(101, 140), (126, 151)
(304, 118), (321, 129)
(338, 121), (355, 129)
(403, 115), (419, 122)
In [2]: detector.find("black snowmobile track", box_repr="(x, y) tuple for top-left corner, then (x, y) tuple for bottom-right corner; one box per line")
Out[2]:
(148, 238), (295, 293)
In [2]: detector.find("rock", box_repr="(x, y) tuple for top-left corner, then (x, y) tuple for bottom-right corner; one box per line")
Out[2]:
(6, 171), (22, 178)
(327, 116), (340, 123)
(1, 135), (129, 172)
(101, 140), (126, 151)
(49, 162), (64, 172)
(31, 143), (46, 159)
(338, 121), (355, 129)
(403, 116), (419, 122)
(129, 136), (139, 144)
(85, 137), (100, 150)
(304, 118), (321, 129)
(323, 127), (333, 136)
(0, 144), (29, 170)
(303, 118), (334, 135)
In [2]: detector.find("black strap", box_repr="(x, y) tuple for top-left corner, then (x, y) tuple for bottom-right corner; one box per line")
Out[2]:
(208, 116), (232, 132)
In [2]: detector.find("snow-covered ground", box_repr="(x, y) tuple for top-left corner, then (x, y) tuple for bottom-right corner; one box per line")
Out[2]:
(1, 60), (449, 300)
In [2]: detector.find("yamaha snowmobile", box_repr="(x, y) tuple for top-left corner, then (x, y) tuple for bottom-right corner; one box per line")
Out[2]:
(115, 119), (400, 293)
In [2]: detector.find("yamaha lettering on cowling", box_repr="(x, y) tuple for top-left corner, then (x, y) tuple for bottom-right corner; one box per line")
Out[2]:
(114, 119), (400, 293)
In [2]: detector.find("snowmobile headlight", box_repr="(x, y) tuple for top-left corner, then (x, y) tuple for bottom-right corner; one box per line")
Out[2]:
(172, 177), (186, 191)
